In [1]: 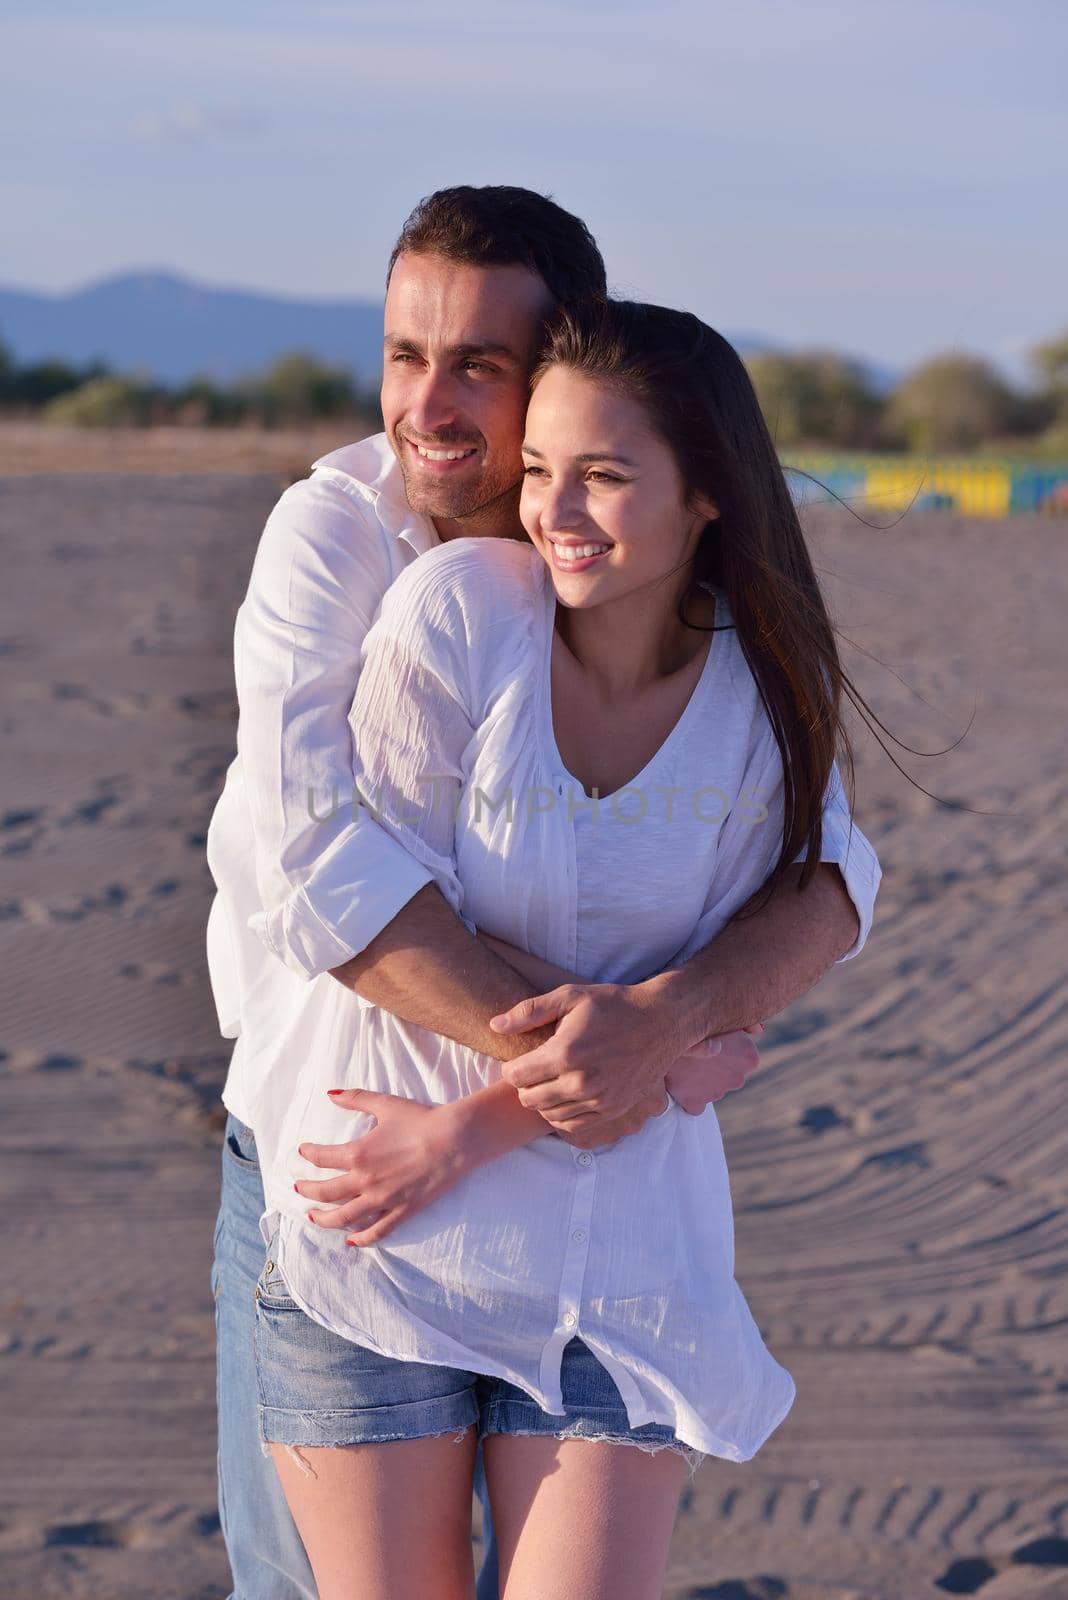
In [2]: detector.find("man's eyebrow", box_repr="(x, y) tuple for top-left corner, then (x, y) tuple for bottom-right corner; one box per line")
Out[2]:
(522, 444), (637, 467)
(454, 341), (522, 364)
(384, 334), (521, 365)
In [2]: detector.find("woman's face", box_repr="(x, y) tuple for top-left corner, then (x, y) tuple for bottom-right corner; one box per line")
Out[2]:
(520, 366), (716, 610)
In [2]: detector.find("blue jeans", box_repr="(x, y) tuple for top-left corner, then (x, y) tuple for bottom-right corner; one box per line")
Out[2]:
(212, 1111), (500, 1599)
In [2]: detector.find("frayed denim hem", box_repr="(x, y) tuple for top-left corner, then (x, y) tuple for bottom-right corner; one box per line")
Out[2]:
(480, 1424), (705, 1482)
(259, 1420), (477, 1479)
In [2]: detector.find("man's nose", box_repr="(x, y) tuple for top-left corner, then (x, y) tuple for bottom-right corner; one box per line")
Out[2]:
(407, 368), (461, 437)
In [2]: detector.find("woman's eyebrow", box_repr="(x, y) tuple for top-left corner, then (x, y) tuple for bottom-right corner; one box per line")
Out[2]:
(522, 444), (636, 467)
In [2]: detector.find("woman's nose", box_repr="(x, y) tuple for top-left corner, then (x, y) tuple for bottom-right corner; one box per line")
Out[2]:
(540, 485), (585, 533)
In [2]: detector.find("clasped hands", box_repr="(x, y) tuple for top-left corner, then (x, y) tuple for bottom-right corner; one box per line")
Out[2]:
(295, 981), (763, 1247)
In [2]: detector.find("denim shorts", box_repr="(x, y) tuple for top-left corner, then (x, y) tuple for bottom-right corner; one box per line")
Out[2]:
(254, 1234), (705, 1479)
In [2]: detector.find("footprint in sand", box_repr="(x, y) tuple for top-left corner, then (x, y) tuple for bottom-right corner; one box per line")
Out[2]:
(44, 1520), (129, 1549)
(1012, 1536), (1068, 1568)
(935, 1538), (1068, 1594)
(799, 1104), (852, 1134)
(683, 1580), (788, 1600)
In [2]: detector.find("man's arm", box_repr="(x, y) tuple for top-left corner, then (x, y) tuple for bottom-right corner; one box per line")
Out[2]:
(333, 857), (859, 1060)
(330, 882), (556, 1062)
(495, 766), (880, 1128)
(328, 883), (664, 1158)
(639, 860), (859, 1044)
(326, 856), (860, 1153)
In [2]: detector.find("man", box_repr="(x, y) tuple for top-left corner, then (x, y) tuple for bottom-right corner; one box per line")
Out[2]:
(206, 185), (879, 1599)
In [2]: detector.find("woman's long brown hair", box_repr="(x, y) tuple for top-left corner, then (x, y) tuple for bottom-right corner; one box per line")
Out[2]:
(532, 299), (864, 907)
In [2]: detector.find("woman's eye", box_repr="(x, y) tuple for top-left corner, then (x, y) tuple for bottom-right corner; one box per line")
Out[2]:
(587, 471), (623, 484)
(523, 465), (547, 478)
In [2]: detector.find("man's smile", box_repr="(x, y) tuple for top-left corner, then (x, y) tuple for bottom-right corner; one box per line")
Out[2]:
(403, 437), (481, 471)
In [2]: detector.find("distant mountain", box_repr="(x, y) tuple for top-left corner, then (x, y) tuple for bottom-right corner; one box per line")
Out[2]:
(0, 268), (898, 393)
(0, 270), (386, 386)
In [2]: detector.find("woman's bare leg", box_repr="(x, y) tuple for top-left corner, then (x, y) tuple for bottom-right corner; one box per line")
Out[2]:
(482, 1432), (687, 1599)
(270, 1426), (479, 1600)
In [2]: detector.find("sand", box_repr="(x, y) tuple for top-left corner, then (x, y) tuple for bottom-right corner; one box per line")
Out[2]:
(0, 420), (374, 480)
(1, 464), (1065, 1599)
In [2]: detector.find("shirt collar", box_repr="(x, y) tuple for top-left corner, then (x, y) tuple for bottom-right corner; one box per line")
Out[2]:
(311, 432), (439, 555)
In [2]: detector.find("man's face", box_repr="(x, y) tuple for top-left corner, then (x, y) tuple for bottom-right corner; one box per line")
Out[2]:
(381, 251), (553, 531)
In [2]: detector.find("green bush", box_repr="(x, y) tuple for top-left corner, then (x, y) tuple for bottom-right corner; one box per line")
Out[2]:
(43, 375), (155, 427)
(745, 351), (883, 449)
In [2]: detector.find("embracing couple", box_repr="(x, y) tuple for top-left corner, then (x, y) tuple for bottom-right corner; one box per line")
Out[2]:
(206, 184), (882, 1600)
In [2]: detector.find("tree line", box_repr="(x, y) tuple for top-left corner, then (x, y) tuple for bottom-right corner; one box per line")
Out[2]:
(0, 346), (381, 430)
(746, 329), (1068, 456)
(1, 330), (1067, 456)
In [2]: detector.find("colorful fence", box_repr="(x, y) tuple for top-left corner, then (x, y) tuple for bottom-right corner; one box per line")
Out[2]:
(782, 455), (1068, 517)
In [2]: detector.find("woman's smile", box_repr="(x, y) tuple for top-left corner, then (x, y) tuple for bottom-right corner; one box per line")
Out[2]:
(547, 535), (614, 573)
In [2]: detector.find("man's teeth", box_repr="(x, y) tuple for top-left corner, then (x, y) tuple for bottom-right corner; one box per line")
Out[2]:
(554, 543), (612, 560)
(416, 444), (476, 461)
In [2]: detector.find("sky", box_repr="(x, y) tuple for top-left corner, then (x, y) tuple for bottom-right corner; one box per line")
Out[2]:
(2, 0), (1065, 381)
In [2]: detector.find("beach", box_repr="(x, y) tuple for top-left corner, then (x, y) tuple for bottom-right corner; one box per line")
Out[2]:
(1, 457), (1065, 1599)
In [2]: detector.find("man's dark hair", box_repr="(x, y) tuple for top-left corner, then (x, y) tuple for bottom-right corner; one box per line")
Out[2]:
(388, 185), (607, 312)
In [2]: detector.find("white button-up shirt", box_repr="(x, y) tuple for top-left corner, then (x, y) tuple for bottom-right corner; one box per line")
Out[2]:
(205, 435), (442, 1127)
(263, 535), (882, 1463)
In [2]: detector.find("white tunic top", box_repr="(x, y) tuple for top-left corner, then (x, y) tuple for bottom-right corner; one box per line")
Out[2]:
(269, 536), (883, 1463)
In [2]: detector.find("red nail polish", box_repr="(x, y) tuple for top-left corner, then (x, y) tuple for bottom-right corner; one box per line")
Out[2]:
(327, 1089), (344, 1096)
(293, 1183), (300, 1192)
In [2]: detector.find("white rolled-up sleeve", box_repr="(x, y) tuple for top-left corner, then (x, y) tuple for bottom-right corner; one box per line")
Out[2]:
(236, 474), (435, 980)
(794, 758), (882, 962)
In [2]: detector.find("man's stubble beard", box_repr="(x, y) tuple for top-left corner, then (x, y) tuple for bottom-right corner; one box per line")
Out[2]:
(401, 463), (529, 539)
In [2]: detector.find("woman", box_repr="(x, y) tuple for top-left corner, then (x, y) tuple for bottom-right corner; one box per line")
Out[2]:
(254, 300), (881, 1599)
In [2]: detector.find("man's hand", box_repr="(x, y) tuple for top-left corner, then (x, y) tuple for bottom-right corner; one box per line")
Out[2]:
(548, 1022), (765, 1148)
(492, 982), (693, 1133)
(553, 1083), (673, 1150)
(295, 1088), (477, 1247)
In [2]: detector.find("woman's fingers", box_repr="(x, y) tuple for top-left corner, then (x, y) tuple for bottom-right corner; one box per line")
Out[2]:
(308, 1197), (384, 1231)
(295, 1173), (363, 1203)
(346, 1209), (405, 1247)
(297, 1141), (362, 1170)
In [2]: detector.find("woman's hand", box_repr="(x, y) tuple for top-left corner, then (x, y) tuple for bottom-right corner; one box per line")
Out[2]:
(294, 1088), (475, 1248)
(664, 1023), (764, 1114)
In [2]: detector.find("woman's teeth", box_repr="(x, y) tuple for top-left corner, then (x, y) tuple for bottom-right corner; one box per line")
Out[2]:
(415, 444), (476, 461)
(554, 543), (611, 560)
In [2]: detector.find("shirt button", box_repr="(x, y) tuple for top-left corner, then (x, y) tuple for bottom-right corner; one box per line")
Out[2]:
(571, 1229), (586, 1243)
(576, 1152), (593, 1166)
(563, 1311), (577, 1328)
